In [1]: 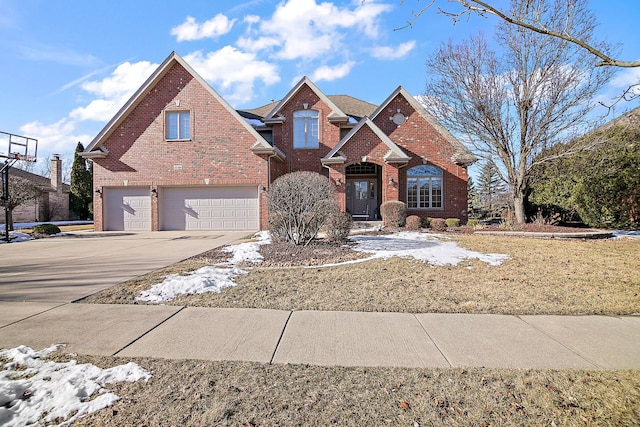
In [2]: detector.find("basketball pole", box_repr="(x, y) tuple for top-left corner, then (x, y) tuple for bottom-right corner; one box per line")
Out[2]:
(2, 160), (9, 242)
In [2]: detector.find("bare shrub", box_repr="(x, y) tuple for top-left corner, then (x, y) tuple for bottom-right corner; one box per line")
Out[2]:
(405, 215), (422, 230)
(430, 218), (447, 232)
(267, 171), (337, 245)
(380, 201), (406, 227)
(324, 212), (353, 244)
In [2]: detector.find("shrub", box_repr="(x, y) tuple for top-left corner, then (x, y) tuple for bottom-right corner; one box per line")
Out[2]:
(405, 215), (422, 230)
(430, 218), (447, 232)
(31, 223), (61, 237)
(421, 217), (432, 228)
(380, 201), (406, 227)
(324, 211), (353, 244)
(466, 219), (480, 227)
(267, 171), (337, 245)
(445, 218), (461, 227)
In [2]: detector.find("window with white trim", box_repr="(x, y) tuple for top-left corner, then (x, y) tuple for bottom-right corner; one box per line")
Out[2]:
(293, 110), (319, 148)
(407, 165), (443, 209)
(166, 111), (191, 140)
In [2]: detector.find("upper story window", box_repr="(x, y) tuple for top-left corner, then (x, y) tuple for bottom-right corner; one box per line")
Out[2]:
(407, 165), (443, 209)
(166, 111), (191, 140)
(293, 110), (319, 149)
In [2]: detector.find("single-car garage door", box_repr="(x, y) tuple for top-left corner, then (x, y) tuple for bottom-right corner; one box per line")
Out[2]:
(160, 186), (259, 231)
(104, 187), (151, 231)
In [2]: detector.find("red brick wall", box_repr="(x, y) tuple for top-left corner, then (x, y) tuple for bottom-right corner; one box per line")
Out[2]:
(92, 62), (270, 230)
(373, 95), (469, 221)
(271, 85), (342, 175)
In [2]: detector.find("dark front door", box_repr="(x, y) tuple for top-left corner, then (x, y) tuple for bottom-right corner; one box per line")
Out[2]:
(346, 179), (377, 220)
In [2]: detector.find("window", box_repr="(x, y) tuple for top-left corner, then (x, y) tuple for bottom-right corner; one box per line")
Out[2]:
(293, 110), (319, 148)
(166, 111), (190, 140)
(407, 165), (443, 209)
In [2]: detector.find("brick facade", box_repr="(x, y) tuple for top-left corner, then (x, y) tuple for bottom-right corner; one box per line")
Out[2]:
(84, 52), (474, 231)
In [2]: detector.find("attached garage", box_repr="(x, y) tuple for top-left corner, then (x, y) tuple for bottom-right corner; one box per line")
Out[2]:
(160, 186), (259, 231)
(103, 188), (151, 231)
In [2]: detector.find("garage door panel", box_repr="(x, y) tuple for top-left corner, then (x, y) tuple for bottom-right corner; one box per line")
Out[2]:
(160, 187), (259, 231)
(104, 188), (151, 231)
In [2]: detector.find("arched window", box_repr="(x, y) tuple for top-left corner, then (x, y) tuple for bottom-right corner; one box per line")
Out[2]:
(293, 110), (319, 148)
(407, 165), (443, 209)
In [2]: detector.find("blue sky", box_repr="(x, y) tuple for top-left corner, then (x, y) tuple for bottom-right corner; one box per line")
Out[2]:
(1, 0), (639, 171)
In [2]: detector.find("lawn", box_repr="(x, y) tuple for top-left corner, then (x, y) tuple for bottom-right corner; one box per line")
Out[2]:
(65, 232), (640, 425)
(82, 233), (640, 315)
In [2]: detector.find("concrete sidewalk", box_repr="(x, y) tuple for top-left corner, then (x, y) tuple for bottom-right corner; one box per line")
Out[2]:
(1, 302), (638, 370)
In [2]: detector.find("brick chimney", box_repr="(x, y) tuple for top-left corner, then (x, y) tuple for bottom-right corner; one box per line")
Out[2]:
(51, 154), (62, 191)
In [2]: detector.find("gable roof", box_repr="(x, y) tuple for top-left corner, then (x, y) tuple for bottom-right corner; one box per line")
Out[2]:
(371, 86), (477, 167)
(321, 117), (411, 165)
(82, 51), (284, 161)
(264, 77), (349, 124)
(10, 167), (70, 192)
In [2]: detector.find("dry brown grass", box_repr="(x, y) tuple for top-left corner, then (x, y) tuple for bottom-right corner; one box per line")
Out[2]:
(57, 354), (639, 426)
(83, 235), (640, 315)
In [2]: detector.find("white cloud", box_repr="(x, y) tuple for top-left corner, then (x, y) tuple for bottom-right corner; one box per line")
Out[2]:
(371, 40), (416, 60)
(171, 14), (235, 42)
(70, 61), (157, 122)
(240, 0), (391, 61)
(19, 118), (92, 157)
(311, 61), (356, 82)
(185, 47), (280, 105)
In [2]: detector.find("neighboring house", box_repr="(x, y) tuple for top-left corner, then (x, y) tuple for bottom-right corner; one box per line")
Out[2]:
(82, 52), (476, 232)
(1, 155), (70, 224)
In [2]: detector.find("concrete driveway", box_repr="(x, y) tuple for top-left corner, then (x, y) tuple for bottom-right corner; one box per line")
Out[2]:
(0, 230), (250, 303)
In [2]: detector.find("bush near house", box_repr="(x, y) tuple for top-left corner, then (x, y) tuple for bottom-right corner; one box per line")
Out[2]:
(405, 215), (422, 230)
(31, 224), (61, 238)
(324, 212), (353, 244)
(445, 218), (461, 227)
(421, 217), (432, 228)
(267, 171), (337, 246)
(380, 201), (406, 227)
(466, 219), (480, 228)
(430, 218), (447, 232)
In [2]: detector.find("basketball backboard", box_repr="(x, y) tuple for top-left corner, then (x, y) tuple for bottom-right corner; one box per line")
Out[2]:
(0, 131), (38, 162)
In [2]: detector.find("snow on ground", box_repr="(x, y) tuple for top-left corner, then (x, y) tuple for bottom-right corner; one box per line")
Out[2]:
(327, 231), (508, 267)
(136, 231), (271, 303)
(0, 231), (32, 244)
(0, 345), (150, 427)
(137, 231), (507, 302)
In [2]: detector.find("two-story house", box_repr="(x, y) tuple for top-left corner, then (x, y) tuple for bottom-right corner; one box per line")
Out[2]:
(82, 52), (475, 231)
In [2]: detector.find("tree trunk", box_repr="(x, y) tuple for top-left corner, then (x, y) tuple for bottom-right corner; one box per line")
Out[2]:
(513, 192), (526, 224)
(6, 208), (14, 231)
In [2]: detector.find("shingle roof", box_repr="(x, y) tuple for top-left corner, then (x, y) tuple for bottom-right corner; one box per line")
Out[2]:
(239, 95), (376, 121)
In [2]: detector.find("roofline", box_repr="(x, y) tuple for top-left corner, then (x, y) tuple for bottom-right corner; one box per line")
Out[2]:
(83, 52), (280, 157)
(265, 76), (348, 122)
(370, 86), (477, 166)
(322, 116), (410, 163)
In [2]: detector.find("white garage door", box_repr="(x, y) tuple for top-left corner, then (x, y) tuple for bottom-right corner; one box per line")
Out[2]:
(104, 188), (151, 231)
(160, 187), (259, 231)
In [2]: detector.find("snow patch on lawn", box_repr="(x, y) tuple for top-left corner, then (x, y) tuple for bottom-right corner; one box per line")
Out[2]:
(0, 232), (32, 244)
(136, 231), (270, 303)
(348, 231), (508, 266)
(0, 345), (150, 427)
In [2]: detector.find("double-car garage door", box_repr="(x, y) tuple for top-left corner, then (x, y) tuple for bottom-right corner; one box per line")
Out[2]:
(104, 186), (259, 231)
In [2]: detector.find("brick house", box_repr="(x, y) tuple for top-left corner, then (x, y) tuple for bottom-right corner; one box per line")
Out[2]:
(1, 155), (70, 224)
(82, 52), (475, 231)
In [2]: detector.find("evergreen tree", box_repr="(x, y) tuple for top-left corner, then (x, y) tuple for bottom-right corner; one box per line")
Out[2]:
(467, 176), (480, 219)
(476, 161), (508, 219)
(70, 142), (93, 219)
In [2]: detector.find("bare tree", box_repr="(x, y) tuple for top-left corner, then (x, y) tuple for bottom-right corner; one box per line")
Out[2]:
(1, 175), (41, 231)
(394, 0), (639, 68)
(424, 0), (612, 223)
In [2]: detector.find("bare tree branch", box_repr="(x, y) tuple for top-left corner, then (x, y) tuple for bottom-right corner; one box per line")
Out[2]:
(441, 0), (640, 68)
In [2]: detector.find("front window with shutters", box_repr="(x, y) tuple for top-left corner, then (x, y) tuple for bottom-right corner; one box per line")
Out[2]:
(293, 110), (319, 148)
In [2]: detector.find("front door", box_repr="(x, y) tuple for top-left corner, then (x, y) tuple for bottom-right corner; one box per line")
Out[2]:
(346, 179), (378, 220)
